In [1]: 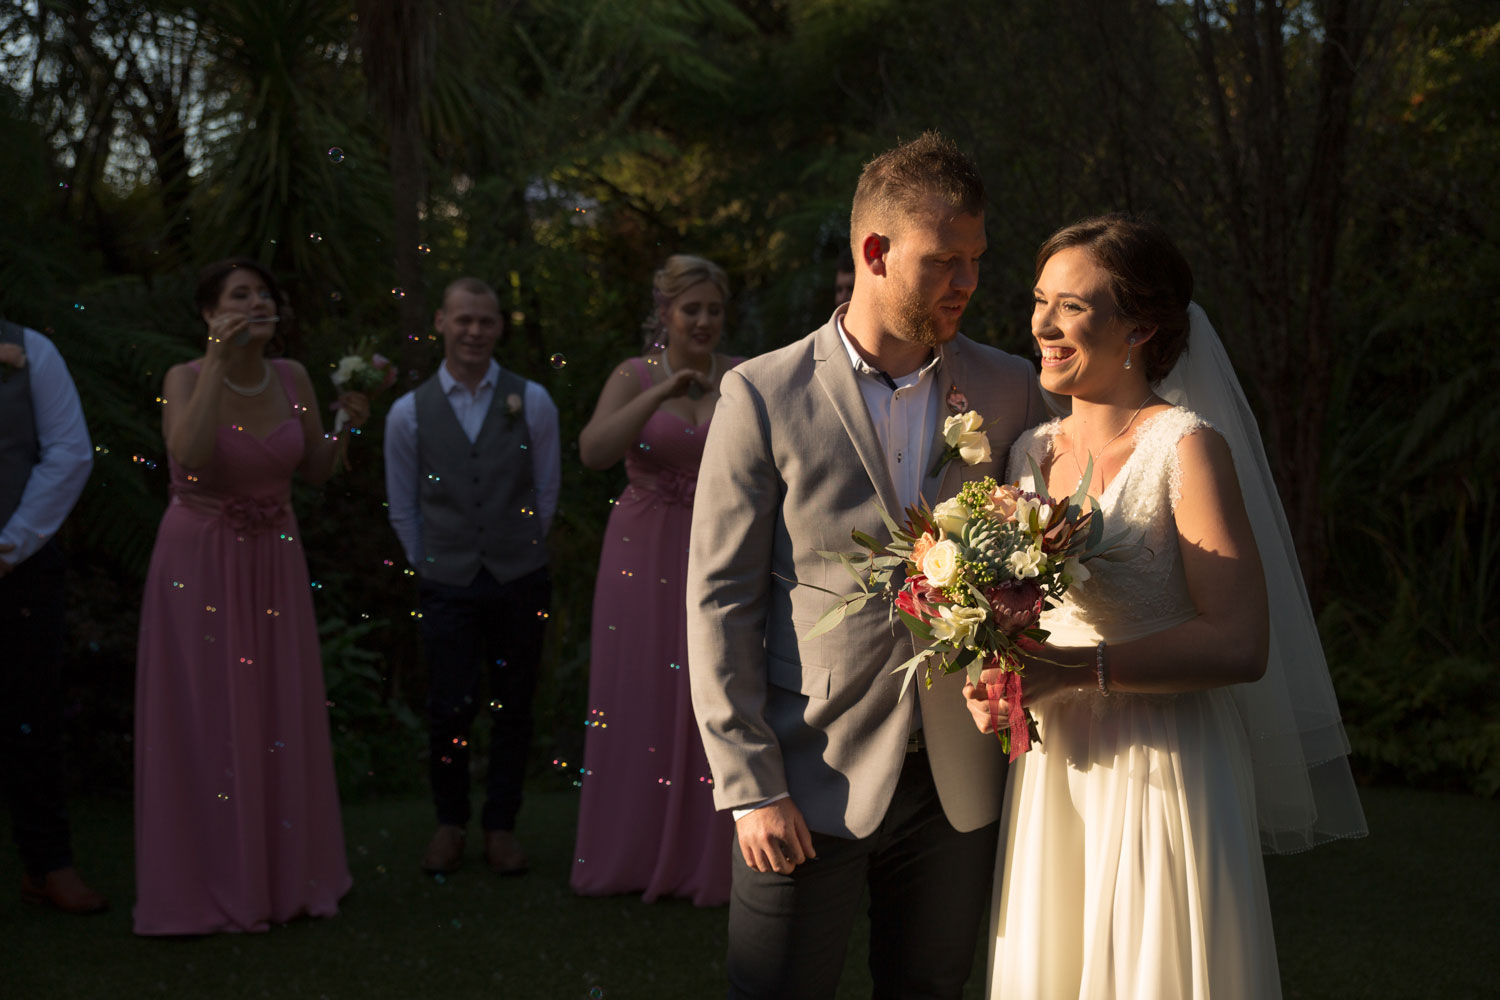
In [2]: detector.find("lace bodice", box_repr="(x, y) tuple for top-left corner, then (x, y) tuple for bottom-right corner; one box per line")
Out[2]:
(1008, 407), (1215, 646)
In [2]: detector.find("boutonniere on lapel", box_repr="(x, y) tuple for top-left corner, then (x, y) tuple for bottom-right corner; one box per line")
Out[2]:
(0, 342), (25, 383)
(930, 408), (992, 478)
(504, 392), (524, 430)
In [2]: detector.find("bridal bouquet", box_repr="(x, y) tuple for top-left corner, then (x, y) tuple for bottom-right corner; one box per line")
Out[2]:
(807, 457), (1126, 758)
(328, 337), (397, 432)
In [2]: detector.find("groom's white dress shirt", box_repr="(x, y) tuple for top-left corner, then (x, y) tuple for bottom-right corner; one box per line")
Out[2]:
(383, 358), (560, 567)
(834, 314), (942, 513)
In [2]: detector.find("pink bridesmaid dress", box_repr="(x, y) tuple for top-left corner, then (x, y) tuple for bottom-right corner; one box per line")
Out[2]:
(133, 359), (351, 934)
(570, 356), (736, 906)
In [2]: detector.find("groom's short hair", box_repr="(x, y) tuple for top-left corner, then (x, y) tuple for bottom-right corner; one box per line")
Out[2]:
(850, 132), (985, 248)
(440, 277), (500, 311)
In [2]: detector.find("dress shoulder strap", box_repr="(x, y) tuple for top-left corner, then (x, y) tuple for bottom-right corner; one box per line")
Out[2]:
(1005, 418), (1064, 487)
(1131, 407), (1216, 506)
(270, 358), (300, 406)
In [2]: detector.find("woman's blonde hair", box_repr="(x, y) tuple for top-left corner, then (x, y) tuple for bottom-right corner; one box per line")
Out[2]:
(642, 254), (729, 351)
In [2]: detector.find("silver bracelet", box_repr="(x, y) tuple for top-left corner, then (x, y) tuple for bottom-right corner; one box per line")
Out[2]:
(1096, 639), (1110, 697)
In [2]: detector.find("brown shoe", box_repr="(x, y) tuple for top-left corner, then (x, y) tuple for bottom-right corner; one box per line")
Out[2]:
(484, 829), (527, 876)
(420, 824), (466, 874)
(21, 867), (108, 914)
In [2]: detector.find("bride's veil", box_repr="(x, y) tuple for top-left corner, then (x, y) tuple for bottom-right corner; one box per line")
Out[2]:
(1157, 304), (1368, 853)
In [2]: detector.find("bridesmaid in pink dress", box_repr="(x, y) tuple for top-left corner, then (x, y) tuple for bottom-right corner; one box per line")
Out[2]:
(133, 258), (368, 934)
(571, 255), (738, 905)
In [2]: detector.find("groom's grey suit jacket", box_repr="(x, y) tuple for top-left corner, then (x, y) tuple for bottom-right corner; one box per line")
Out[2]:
(687, 316), (1049, 839)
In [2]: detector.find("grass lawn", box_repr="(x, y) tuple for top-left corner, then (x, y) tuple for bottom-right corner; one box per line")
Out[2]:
(1, 783), (1494, 999)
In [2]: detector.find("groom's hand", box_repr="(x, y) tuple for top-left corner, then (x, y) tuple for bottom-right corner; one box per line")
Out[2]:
(736, 798), (816, 875)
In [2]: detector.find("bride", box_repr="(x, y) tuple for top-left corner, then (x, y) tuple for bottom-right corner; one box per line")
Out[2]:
(964, 215), (1367, 998)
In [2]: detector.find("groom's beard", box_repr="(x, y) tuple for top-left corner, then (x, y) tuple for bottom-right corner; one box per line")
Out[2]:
(892, 287), (961, 348)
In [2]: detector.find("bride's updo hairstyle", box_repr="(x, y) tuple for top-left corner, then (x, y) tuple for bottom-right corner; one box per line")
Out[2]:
(1035, 215), (1193, 384)
(641, 254), (729, 352)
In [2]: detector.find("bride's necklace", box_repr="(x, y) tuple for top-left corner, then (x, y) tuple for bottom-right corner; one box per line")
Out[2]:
(1070, 392), (1154, 487)
(659, 348), (715, 401)
(222, 360), (273, 397)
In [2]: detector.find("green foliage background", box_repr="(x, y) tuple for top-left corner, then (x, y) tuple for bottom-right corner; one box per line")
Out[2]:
(1, 0), (1496, 799)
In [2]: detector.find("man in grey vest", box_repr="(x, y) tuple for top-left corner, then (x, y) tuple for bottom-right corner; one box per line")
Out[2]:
(383, 278), (560, 876)
(1, 319), (106, 913)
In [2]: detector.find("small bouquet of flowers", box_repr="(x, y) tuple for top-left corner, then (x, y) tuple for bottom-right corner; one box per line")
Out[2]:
(807, 452), (1129, 759)
(329, 336), (397, 432)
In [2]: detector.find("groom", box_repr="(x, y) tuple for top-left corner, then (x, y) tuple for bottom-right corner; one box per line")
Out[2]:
(687, 132), (1049, 998)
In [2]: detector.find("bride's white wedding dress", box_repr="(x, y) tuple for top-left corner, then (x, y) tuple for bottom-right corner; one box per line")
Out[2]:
(987, 407), (1281, 999)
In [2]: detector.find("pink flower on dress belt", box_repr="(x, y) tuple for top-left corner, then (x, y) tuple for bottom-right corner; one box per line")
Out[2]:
(653, 468), (698, 507)
(221, 495), (289, 535)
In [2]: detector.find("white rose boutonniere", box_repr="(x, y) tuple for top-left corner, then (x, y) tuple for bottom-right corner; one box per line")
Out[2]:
(930, 409), (992, 478)
(504, 392), (524, 429)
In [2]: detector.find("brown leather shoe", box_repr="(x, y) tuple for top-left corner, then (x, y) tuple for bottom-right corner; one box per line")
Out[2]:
(21, 867), (108, 914)
(484, 829), (527, 876)
(420, 824), (466, 874)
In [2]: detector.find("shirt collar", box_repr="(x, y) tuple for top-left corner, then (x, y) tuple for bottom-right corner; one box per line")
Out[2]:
(438, 357), (501, 395)
(834, 308), (941, 388)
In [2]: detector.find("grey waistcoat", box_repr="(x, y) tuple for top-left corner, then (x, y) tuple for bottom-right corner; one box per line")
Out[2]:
(414, 367), (548, 586)
(0, 321), (39, 529)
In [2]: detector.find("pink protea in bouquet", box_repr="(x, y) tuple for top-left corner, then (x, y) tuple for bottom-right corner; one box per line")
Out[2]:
(807, 456), (1130, 758)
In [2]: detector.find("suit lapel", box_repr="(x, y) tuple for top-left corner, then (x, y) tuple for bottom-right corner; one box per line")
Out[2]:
(922, 337), (975, 504)
(812, 321), (904, 522)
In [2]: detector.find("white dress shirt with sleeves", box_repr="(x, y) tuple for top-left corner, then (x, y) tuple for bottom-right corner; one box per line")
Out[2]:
(0, 328), (93, 568)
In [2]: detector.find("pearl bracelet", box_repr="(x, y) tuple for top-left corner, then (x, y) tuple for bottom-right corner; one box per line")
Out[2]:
(1096, 639), (1110, 697)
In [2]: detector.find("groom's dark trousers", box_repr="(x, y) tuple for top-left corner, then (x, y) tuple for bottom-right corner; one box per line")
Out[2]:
(727, 747), (1000, 1000)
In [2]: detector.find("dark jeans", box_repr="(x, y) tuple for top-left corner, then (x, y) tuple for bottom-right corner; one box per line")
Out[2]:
(0, 541), (75, 877)
(727, 749), (1000, 1000)
(419, 565), (550, 832)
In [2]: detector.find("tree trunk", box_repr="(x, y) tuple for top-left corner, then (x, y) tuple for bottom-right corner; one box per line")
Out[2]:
(355, 0), (432, 374)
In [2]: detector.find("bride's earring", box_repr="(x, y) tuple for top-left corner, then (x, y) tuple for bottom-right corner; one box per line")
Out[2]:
(1124, 336), (1136, 371)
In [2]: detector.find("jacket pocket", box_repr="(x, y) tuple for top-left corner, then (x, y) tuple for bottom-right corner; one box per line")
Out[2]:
(766, 652), (830, 699)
